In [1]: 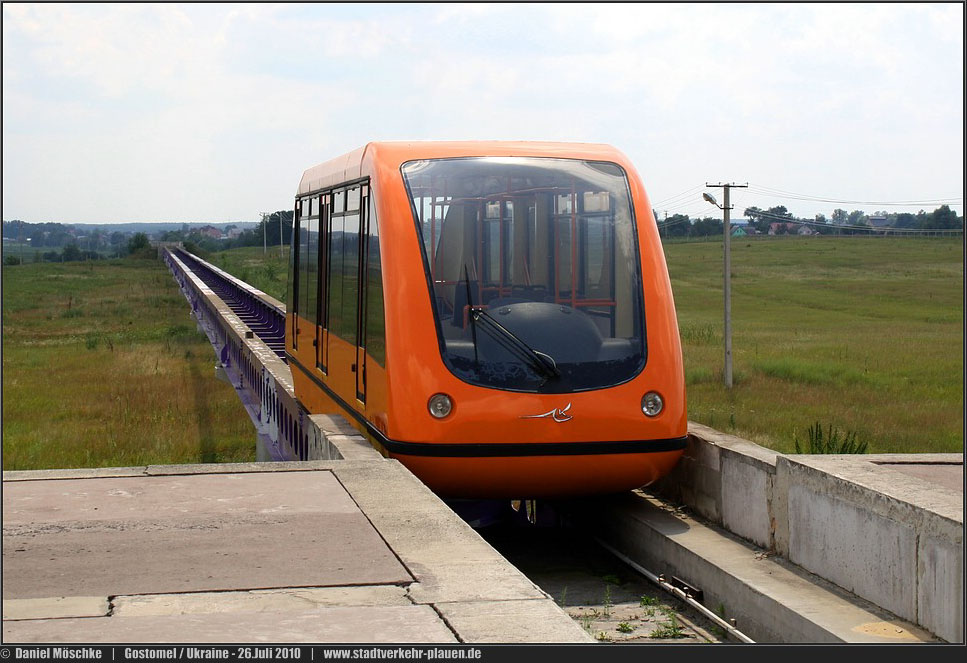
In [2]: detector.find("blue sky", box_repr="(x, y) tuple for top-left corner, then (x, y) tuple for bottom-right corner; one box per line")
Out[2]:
(2, 3), (963, 224)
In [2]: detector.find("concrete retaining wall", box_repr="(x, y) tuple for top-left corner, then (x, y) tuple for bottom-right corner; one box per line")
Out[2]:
(650, 422), (964, 643)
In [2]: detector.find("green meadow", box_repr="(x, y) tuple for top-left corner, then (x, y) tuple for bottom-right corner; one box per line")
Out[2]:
(1, 255), (256, 470)
(664, 236), (963, 453)
(2, 236), (961, 472)
(206, 245), (290, 303)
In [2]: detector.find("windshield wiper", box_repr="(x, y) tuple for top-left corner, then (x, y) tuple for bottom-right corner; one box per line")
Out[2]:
(461, 265), (559, 382)
(470, 306), (560, 381)
(464, 266), (479, 366)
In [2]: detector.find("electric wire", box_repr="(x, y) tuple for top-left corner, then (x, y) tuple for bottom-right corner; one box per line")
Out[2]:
(744, 184), (962, 207)
(652, 185), (706, 208)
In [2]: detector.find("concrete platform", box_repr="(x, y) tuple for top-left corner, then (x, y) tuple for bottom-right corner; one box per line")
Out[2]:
(2, 459), (593, 644)
(578, 422), (964, 644)
(564, 491), (945, 644)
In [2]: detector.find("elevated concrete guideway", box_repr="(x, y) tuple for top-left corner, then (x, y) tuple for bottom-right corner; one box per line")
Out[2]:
(2, 437), (593, 644)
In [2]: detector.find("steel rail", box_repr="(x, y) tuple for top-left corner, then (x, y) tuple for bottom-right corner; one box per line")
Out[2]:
(594, 537), (756, 644)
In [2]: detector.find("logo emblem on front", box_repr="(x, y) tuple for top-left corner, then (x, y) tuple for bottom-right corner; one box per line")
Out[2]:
(520, 402), (573, 423)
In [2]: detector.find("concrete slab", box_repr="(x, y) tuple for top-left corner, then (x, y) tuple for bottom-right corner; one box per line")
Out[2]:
(2, 467), (149, 481)
(2, 460), (592, 643)
(3, 596), (109, 621)
(2, 471), (411, 599)
(112, 587), (412, 617)
(3, 605), (458, 644)
(332, 461), (553, 606)
(874, 461), (964, 493)
(436, 599), (595, 643)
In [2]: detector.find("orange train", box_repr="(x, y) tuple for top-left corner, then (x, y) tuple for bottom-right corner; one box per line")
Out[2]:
(286, 141), (686, 499)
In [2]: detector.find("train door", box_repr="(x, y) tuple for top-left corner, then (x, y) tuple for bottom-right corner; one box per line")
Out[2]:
(317, 193), (330, 373)
(289, 201), (301, 351)
(325, 181), (367, 408)
(355, 183), (371, 404)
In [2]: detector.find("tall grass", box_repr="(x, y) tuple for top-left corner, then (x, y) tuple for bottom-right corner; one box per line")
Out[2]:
(208, 246), (290, 302)
(665, 237), (963, 454)
(2, 257), (256, 470)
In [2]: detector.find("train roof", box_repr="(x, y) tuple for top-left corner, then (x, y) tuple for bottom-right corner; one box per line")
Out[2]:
(296, 141), (630, 196)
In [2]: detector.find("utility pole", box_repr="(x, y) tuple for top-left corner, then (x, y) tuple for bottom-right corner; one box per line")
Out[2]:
(704, 182), (748, 389)
(279, 212), (284, 259)
(261, 212), (268, 254)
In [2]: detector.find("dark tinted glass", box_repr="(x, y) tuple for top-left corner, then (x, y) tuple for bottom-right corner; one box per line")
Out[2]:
(403, 157), (645, 393)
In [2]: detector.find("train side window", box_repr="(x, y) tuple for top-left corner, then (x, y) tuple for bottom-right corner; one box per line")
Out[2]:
(317, 194), (330, 372)
(289, 201), (301, 320)
(338, 211), (360, 343)
(346, 187), (360, 212)
(333, 190), (345, 214)
(303, 215), (319, 328)
(297, 205), (312, 345)
(365, 194), (386, 367)
(328, 212), (345, 345)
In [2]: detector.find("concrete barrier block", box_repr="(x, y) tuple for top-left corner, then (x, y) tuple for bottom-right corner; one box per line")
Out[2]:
(327, 435), (384, 461)
(787, 484), (917, 623)
(721, 454), (772, 549)
(311, 414), (359, 437)
(918, 534), (964, 643)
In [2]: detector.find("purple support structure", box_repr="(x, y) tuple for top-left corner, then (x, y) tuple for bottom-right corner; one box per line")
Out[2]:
(162, 247), (306, 463)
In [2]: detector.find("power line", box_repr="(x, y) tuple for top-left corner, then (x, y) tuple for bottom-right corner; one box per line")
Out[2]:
(744, 184), (962, 207)
(652, 185), (705, 208)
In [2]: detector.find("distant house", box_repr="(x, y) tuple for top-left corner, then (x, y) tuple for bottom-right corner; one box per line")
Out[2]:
(198, 225), (223, 240)
(797, 225), (816, 236)
(731, 226), (747, 237)
(768, 222), (801, 235)
(868, 216), (893, 234)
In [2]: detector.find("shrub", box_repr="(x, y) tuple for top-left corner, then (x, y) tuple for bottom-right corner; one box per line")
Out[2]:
(794, 422), (868, 454)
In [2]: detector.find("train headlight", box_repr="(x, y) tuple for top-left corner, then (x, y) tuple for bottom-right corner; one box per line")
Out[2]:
(428, 393), (453, 419)
(641, 392), (664, 417)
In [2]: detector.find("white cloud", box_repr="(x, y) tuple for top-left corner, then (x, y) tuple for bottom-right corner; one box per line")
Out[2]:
(2, 3), (962, 223)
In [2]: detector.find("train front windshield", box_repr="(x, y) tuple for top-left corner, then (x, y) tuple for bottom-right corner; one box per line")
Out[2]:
(403, 157), (646, 394)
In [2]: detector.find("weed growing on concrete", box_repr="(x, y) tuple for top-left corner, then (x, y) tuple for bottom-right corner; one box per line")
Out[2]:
(710, 603), (728, 639)
(617, 622), (634, 634)
(639, 595), (659, 617)
(650, 614), (686, 639)
(794, 421), (868, 454)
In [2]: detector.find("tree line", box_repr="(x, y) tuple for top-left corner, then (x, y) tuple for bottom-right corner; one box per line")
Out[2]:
(1, 213), (294, 265)
(657, 204), (963, 238)
(156, 211), (294, 253)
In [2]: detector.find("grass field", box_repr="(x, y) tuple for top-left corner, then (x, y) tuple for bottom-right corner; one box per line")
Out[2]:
(664, 236), (963, 453)
(2, 236), (960, 472)
(206, 246), (290, 303)
(1, 254), (256, 470)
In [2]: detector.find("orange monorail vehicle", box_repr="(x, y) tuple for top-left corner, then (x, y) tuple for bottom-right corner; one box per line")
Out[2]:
(286, 141), (686, 499)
